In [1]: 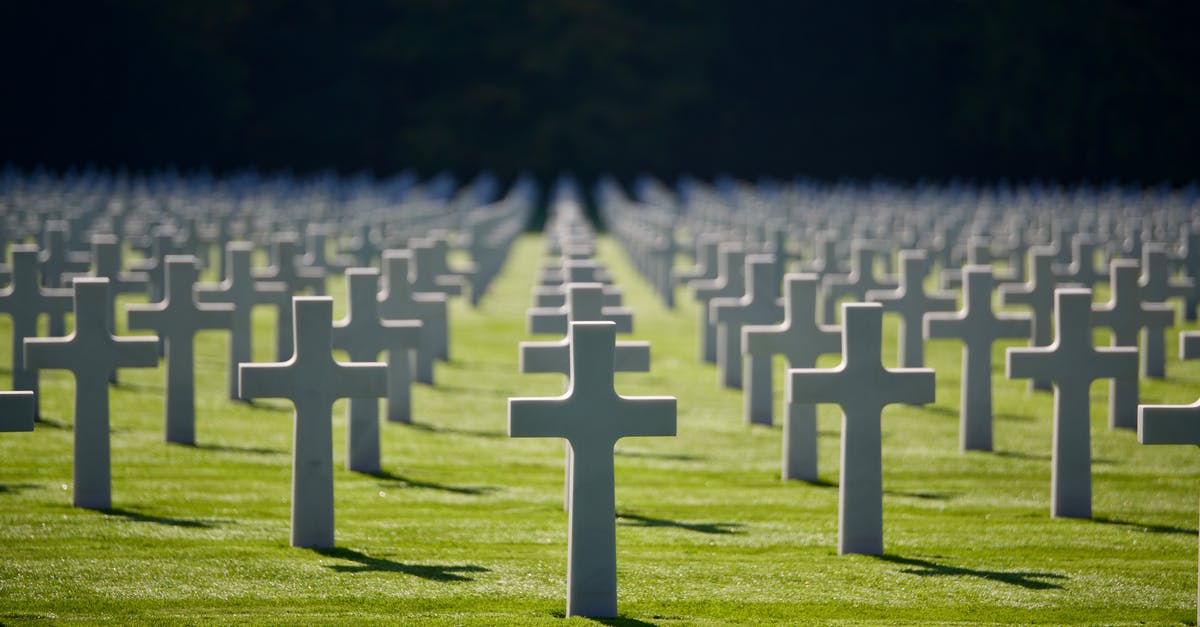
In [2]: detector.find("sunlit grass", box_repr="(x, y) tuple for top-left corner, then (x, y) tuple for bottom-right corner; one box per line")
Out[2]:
(1, 233), (1198, 625)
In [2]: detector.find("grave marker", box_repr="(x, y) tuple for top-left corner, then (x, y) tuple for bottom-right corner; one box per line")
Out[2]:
(24, 278), (159, 509)
(378, 250), (445, 386)
(509, 322), (675, 618)
(0, 246), (73, 409)
(692, 244), (746, 363)
(866, 250), (955, 368)
(239, 297), (387, 548)
(0, 391), (35, 432)
(1006, 289), (1137, 519)
(712, 255), (782, 390)
(999, 246), (1072, 391)
(787, 303), (935, 555)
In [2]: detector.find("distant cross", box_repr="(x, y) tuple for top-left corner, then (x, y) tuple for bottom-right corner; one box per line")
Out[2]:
(25, 278), (159, 509)
(528, 285), (633, 336)
(1140, 244), (1193, 378)
(692, 243), (746, 363)
(195, 242), (290, 400)
(822, 240), (896, 324)
(1091, 260), (1173, 429)
(127, 256), (234, 445)
(129, 227), (181, 304)
(866, 250), (956, 368)
(540, 259), (611, 287)
(239, 297), (387, 548)
(673, 235), (720, 287)
(1006, 288), (1137, 519)
(0, 246), (73, 407)
(744, 274), (841, 479)
(0, 391), (35, 432)
(410, 236), (470, 301)
(1056, 234), (1104, 289)
(712, 255), (782, 390)
(925, 267), (1031, 451)
(787, 303), (935, 555)
(38, 220), (91, 336)
(1181, 331), (1200, 360)
(1180, 231), (1200, 322)
(509, 322), (676, 618)
(255, 233), (326, 359)
(533, 282), (623, 308)
(378, 250), (445, 387)
(1000, 246), (1074, 391)
(332, 268), (421, 471)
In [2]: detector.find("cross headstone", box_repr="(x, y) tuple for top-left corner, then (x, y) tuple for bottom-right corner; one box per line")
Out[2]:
(0, 246), (73, 410)
(195, 242), (290, 400)
(925, 267), (1031, 451)
(1140, 244), (1193, 379)
(0, 391), (35, 432)
(509, 322), (675, 618)
(1057, 234), (1103, 288)
(999, 246), (1073, 391)
(712, 255), (782, 390)
(822, 240), (897, 324)
(332, 268), (421, 471)
(787, 303), (935, 555)
(24, 278), (159, 509)
(254, 232), (326, 299)
(127, 256), (234, 445)
(1137, 400), (1200, 625)
(692, 243), (746, 363)
(528, 285), (633, 336)
(744, 274), (841, 479)
(239, 297), (387, 548)
(1006, 288), (1137, 519)
(866, 250), (956, 368)
(39, 220), (91, 336)
(1181, 331), (1200, 360)
(1091, 260), (1174, 429)
(378, 250), (445, 386)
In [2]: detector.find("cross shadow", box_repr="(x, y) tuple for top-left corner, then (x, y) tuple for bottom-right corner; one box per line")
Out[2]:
(785, 476), (837, 488)
(877, 554), (1067, 590)
(111, 380), (162, 393)
(615, 450), (702, 462)
(101, 507), (224, 528)
(370, 469), (497, 496)
(616, 511), (744, 535)
(994, 411), (1036, 423)
(1092, 516), (1197, 536)
(33, 416), (70, 430)
(428, 384), (518, 398)
(190, 442), (285, 455)
(0, 483), (42, 495)
(312, 547), (489, 582)
(993, 450), (1050, 462)
(884, 490), (959, 501)
(587, 617), (661, 626)
(244, 399), (293, 413)
(404, 421), (506, 439)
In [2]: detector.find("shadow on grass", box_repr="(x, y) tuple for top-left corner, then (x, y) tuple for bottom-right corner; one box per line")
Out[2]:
(313, 547), (488, 582)
(617, 511), (744, 535)
(111, 380), (162, 394)
(33, 415), (71, 430)
(884, 490), (959, 501)
(0, 483), (43, 495)
(427, 383), (518, 398)
(993, 450), (1050, 462)
(189, 442), (285, 455)
(615, 449), (702, 462)
(1093, 516), (1197, 536)
(244, 399), (293, 413)
(878, 554), (1067, 590)
(551, 611), (659, 625)
(101, 507), (224, 528)
(371, 469), (497, 496)
(404, 421), (506, 439)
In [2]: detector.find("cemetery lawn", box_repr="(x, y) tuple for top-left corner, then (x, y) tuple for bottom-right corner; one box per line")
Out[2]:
(3, 233), (1199, 626)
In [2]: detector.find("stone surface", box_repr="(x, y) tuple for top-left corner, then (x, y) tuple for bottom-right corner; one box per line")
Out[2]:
(999, 246), (1073, 391)
(787, 303), (935, 555)
(866, 250), (956, 368)
(528, 284), (633, 336)
(925, 266), (1031, 451)
(239, 297), (388, 548)
(1006, 288), (1138, 519)
(508, 322), (676, 618)
(127, 256), (234, 445)
(692, 243), (746, 363)
(744, 274), (841, 478)
(0, 391), (35, 432)
(0, 246), (73, 411)
(24, 278), (159, 509)
(712, 255), (782, 390)
(378, 250), (446, 386)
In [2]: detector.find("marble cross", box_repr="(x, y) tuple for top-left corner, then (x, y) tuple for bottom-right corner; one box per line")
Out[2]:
(692, 243), (746, 363)
(744, 274), (841, 479)
(1091, 260), (1173, 429)
(822, 240), (897, 324)
(0, 246), (73, 408)
(509, 321), (675, 618)
(24, 278), (159, 509)
(239, 297), (387, 548)
(673, 235), (720, 286)
(127, 256), (234, 445)
(925, 266), (1031, 451)
(195, 242), (290, 400)
(866, 250), (956, 368)
(1006, 288), (1137, 519)
(1139, 244), (1193, 378)
(528, 285), (633, 336)
(0, 391), (35, 432)
(712, 254), (782, 389)
(38, 220), (91, 336)
(378, 250), (446, 384)
(787, 303), (935, 555)
(332, 268), (421, 471)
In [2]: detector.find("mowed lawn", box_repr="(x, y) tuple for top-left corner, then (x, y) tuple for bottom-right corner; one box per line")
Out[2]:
(2, 232), (1200, 625)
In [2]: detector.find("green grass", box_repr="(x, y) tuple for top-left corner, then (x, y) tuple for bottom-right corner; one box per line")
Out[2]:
(2, 233), (1199, 625)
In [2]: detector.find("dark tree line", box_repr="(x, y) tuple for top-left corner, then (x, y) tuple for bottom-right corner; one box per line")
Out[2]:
(1, 1), (1197, 184)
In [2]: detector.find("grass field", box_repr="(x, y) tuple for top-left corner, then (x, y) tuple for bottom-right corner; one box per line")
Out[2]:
(2, 233), (1200, 625)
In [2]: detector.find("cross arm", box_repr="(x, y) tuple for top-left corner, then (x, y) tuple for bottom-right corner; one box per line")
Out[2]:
(1139, 401), (1200, 446)
(1006, 346), (1057, 381)
(112, 336), (161, 368)
(0, 391), (35, 432)
(786, 366), (849, 405)
(743, 325), (784, 357)
(508, 396), (569, 439)
(528, 309), (568, 335)
(125, 303), (164, 331)
(995, 314), (1033, 339)
(1181, 332), (1200, 360)
(331, 362), (388, 399)
(239, 362), (295, 401)
(24, 337), (81, 372)
(923, 312), (963, 340)
(613, 395), (676, 438)
(884, 368), (937, 406)
(1092, 346), (1138, 379)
